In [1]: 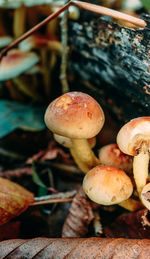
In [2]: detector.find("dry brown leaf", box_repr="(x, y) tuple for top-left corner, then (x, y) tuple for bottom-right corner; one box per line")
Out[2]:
(0, 177), (34, 225)
(0, 167), (33, 179)
(62, 187), (95, 237)
(26, 147), (71, 164)
(104, 208), (150, 239)
(1, 237), (150, 258)
(0, 221), (21, 241)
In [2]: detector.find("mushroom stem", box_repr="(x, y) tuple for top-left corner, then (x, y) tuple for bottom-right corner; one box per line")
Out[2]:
(13, 6), (26, 38)
(71, 138), (100, 171)
(70, 147), (90, 173)
(13, 77), (42, 101)
(119, 198), (144, 212)
(133, 151), (149, 197)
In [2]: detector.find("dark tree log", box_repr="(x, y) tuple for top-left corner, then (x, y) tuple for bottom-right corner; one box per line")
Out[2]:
(68, 15), (150, 123)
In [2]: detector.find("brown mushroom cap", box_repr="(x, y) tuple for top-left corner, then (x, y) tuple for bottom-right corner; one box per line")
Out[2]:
(45, 92), (105, 139)
(83, 165), (133, 205)
(117, 117), (150, 156)
(98, 143), (133, 172)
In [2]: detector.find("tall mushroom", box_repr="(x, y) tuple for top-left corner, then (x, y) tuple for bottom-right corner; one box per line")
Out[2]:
(54, 133), (96, 173)
(117, 117), (150, 202)
(44, 91), (105, 173)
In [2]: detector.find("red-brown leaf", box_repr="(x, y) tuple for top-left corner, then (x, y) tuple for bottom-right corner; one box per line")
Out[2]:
(1, 237), (150, 258)
(104, 208), (150, 238)
(62, 187), (95, 237)
(0, 177), (34, 225)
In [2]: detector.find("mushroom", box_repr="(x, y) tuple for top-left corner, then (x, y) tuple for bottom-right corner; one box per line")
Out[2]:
(19, 34), (62, 55)
(0, 49), (41, 101)
(54, 134), (96, 149)
(45, 91), (105, 173)
(83, 165), (133, 205)
(98, 143), (133, 173)
(0, 36), (13, 48)
(19, 34), (62, 98)
(0, 49), (39, 81)
(54, 134), (96, 173)
(13, 5), (26, 38)
(117, 117), (150, 201)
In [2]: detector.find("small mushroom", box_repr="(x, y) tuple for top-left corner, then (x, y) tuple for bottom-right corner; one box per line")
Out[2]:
(0, 49), (39, 81)
(117, 117), (150, 201)
(0, 36), (13, 48)
(19, 34), (62, 55)
(45, 91), (105, 173)
(0, 49), (41, 101)
(98, 143), (133, 173)
(83, 165), (133, 205)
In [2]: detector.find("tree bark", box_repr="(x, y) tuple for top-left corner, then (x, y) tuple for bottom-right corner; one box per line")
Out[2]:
(68, 15), (150, 123)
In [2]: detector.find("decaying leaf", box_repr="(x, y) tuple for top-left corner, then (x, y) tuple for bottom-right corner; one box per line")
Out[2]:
(0, 167), (33, 179)
(1, 237), (150, 258)
(0, 100), (45, 138)
(26, 146), (71, 164)
(104, 208), (150, 238)
(0, 177), (34, 225)
(62, 187), (95, 237)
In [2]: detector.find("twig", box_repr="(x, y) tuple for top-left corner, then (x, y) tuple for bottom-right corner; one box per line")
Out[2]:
(0, 1), (146, 58)
(31, 197), (73, 206)
(34, 189), (77, 201)
(31, 189), (76, 206)
(0, 1), (71, 58)
(60, 0), (70, 93)
(72, 1), (146, 28)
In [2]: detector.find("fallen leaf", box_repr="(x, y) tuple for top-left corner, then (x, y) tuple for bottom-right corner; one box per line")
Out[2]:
(0, 177), (34, 225)
(1, 237), (150, 258)
(104, 208), (150, 238)
(26, 147), (71, 164)
(0, 100), (45, 138)
(62, 187), (94, 237)
(0, 221), (20, 241)
(0, 167), (33, 179)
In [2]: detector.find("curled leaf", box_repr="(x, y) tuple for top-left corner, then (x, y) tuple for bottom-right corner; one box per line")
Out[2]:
(62, 187), (94, 237)
(0, 177), (34, 225)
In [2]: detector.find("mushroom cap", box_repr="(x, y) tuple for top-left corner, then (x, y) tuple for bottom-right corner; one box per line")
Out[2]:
(117, 117), (150, 156)
(98, 143), (132, 172)
(54, 134), (72, 148)
(0, 49), (39, 81)
(54, 133), (96, 149)
(45, 92), (105, 139)
(19, 34), (55, 51)
(0, 36), (13, 48)
(83, 165), (133, 205)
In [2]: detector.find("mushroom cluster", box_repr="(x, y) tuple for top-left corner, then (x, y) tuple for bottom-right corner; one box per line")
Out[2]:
(44, 91), (147, 211)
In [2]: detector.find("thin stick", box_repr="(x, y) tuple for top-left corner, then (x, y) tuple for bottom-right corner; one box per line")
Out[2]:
(31, 197), (73, 206)
(0, 1), (71, 58)
(34, 190), (77, 201)
(60, 0), (70, 93)
(72, 1), (146, 28)
(0, 0), (146, 58)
